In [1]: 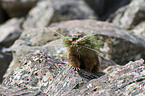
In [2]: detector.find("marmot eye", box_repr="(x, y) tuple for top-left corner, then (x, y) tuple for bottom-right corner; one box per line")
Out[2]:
(72, 37), (77, 41)
(78, 34), (83, 38)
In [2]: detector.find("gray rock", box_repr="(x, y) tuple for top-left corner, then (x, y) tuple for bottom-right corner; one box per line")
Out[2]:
(108, 0), (145, 29)
(0, 53), (144, 95)
(0, 51), (12, 83)
(0, 85), (47, 95)
(23, 0), (97, 29)
(67, 59), (145, 96)
(84, 0), (131, 20)
(1, 52), (91, 95)
(1, 0), (38, 17)
(132, 21), (145, 41)
(0, 18), (24, 48)
(3, 39), (66, 78)
(51, 0), (96, 22)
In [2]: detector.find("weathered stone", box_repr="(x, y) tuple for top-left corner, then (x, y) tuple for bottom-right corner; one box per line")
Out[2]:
(23, 0), (97, 29)
(50, 0), (96, 22)
(2, 52), (95, 95)
(0, 18), (24, 48)
(0, 51), (12, 83)
(108, 0), (145, 29)
(132, 21), (145, 41)
(22, 0), (53, 29)
(19, 27), (64, 46)
(3, 39), (66, 78)
(84, 0), (131, 20)
(0, 85), (47, 95)
(67, 59), (145, 96)
(2, 52), (67, 87)
(1, 0), (37, 17)
(0, 53), (144, 95)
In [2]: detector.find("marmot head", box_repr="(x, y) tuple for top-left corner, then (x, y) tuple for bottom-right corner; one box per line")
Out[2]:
(69, 34), (84, 41)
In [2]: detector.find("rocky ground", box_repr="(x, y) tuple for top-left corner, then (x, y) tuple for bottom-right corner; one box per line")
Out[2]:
(0, 0), (145, 95)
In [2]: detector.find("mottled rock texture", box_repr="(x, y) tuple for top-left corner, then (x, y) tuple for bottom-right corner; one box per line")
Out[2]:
(0, 52), (144, 95)
(67, 59), (145, 96)
(109, 0), (145, 29)
(1, 52), (97, 95)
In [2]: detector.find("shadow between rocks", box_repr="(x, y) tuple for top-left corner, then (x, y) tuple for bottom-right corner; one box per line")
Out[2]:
(77, 69), (105, 80)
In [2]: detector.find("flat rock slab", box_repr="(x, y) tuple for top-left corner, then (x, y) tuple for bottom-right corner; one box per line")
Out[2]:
(1, 52), (101, 95)
(67, 59), (145, 96)
(0, 53), (144, 95)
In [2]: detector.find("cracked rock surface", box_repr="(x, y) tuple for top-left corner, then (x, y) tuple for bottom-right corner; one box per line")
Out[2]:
(0, 52), (144, 95)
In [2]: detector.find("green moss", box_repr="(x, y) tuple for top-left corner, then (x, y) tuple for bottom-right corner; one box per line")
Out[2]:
(63, 35), (104, 55)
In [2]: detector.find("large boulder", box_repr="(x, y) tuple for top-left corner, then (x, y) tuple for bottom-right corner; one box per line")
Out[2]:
(0, 18), (24, 48)
(23, 0), (97, 29)
(108, 0), (145, 29)
(1, 0), (38, 17)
